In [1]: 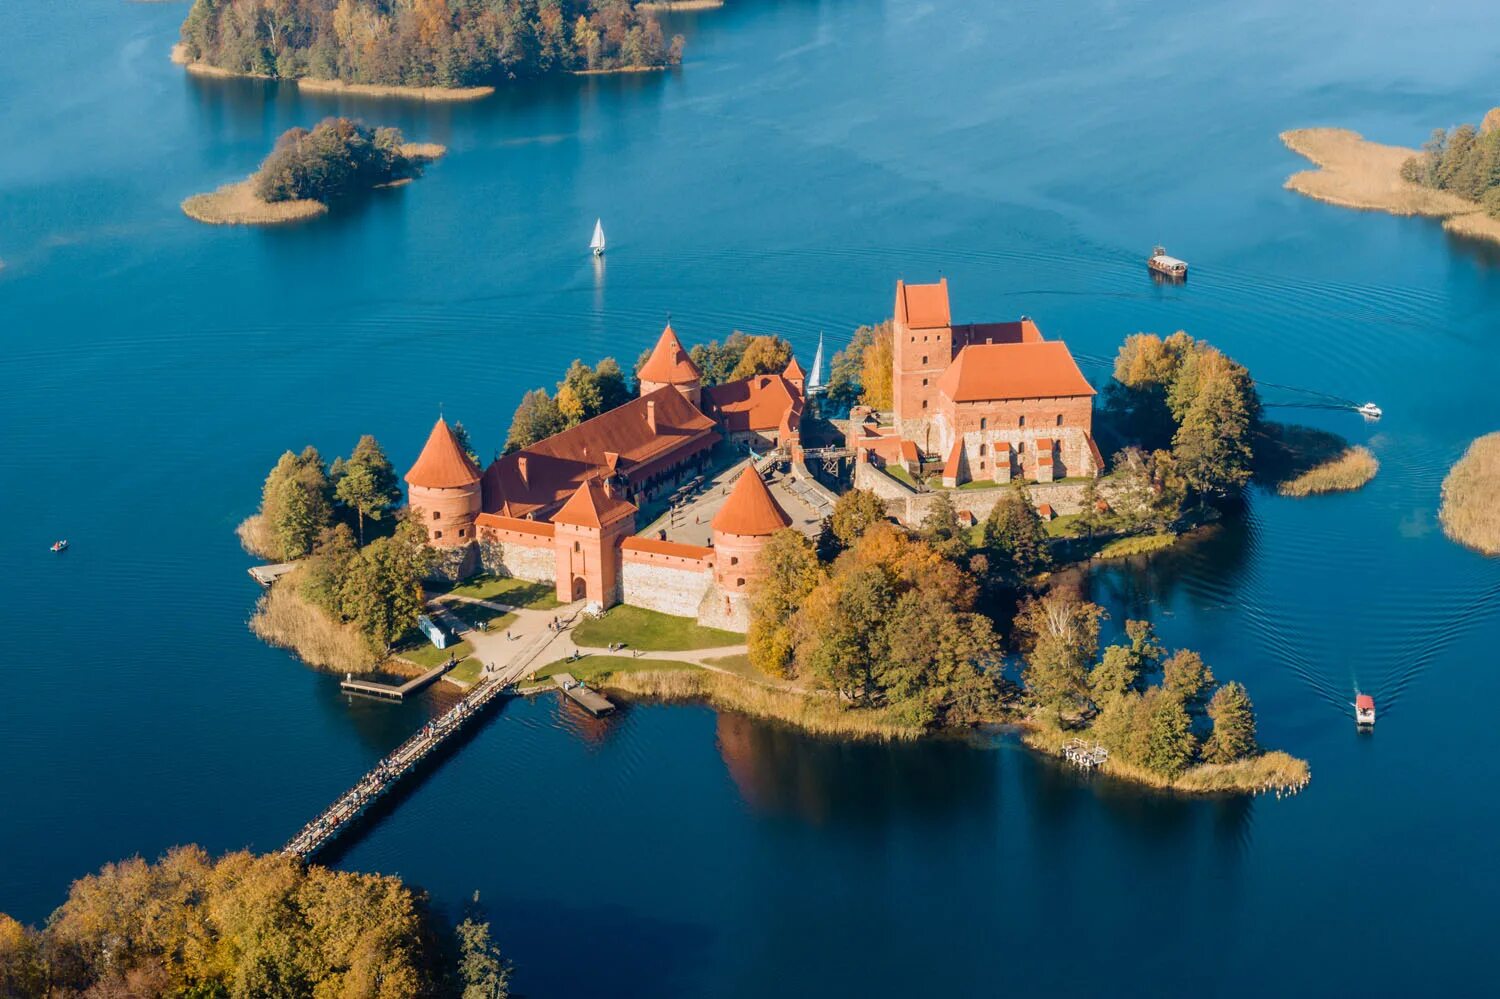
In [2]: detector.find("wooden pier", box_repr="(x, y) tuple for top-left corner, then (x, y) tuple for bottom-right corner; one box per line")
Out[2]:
(552, 672), (616, 716)
(248, 562), (298, 587)
(340, 661), (450, 702)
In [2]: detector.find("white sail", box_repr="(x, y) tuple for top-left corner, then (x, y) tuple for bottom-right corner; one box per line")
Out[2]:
(808, 331), (825, 393)
(590, 218), (606, 255)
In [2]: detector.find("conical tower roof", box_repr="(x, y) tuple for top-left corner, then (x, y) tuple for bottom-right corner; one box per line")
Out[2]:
(638, 323), (701, 385)
(712, 466), (792, 536)
(405, 418), (481, 489)
(783, 356), (806, 381)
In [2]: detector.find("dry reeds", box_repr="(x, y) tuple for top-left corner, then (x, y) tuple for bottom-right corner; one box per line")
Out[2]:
(1278, 446), (1378, 497)
(235, 514), (278, 561)
(249, 573), (375, 672)
(600, 670), (925, 741)
(1440, 432), (1500, 555)
(1022, 725), (1310, 796)
(182, 180), (326, 226)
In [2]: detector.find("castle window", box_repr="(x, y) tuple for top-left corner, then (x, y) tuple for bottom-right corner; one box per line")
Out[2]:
(921, 378), (928, 387)
(980, 417), (988, 430)
(979, 444), (987, 457)
(574, 541), (581, 552)
(1018, 415), (1026, 427)
(1057, 413), (1064, 426)
(980, 461), (986, 471)
(458, 528), (466, 538)
(434, 530), (443, 539)
(921, 400), (928, 410)
(737, 578), (746, 587)
(1018, 441), (1025, 452)
(731, 556), (739, 566)
(432, 510), (441, 520)
(921, 355), (928, 365)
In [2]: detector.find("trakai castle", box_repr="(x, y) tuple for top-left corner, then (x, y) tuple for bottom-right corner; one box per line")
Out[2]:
(404, 279), (1098, 630)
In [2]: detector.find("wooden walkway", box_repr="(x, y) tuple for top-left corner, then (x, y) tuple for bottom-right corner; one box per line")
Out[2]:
(283, 624), (566, 860)
(248, 562), (298, 586)
(339, 661), (451, 702)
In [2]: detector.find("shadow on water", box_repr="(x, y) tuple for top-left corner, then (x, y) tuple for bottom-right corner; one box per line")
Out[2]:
(712, 712), (999, 828)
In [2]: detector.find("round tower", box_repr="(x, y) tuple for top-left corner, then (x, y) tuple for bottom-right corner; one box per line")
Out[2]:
(710, 465), (793, 594)
(404, 417), (482, 547)
(637, 323), (702, 408)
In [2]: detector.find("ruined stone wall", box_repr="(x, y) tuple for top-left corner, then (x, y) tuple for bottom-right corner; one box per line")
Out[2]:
(696, 582), (749, 633)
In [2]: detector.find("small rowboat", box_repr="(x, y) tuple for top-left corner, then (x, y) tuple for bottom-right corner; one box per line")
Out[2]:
(51, 539), (69, 553)
(1147, 245), (1188, 280)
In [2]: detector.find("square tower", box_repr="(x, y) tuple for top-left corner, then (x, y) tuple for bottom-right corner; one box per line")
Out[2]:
(891, 278), (954, 441)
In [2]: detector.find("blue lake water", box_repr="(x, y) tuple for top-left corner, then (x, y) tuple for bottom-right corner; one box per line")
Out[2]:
(3, 1), (1499, 994)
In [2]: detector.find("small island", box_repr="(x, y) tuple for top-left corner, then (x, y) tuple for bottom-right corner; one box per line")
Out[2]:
(182, 117), (444, 226)
(1440, 432), (1500, 555)
(1282, 110), (1500, 245)
(174, 0), (685, 99)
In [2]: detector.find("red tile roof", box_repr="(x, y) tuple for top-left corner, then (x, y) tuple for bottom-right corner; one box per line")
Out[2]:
(954, 319), (1045, 346)
(622, 537), (714, 560)
(783, 356), (806, 381)
(481, 386), (718, 520)
(895, 278), (951, 328)
(935, 342), (1095, 403)
(552, 477), (636, 529)
(899, 439), (920, 462)
(702, 374), (802, 435)
(475, 513), (555, 538)
(406, 418), (481, 489)
(638, 324), (701, 384)
(712, 466), (792, 536)
(1037, 503), (1056, 520)
(942, 439), (964, 480)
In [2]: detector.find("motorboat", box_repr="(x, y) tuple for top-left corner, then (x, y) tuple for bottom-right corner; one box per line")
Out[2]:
(1147, 245), (1188, 279)
(50, 539), (68, 553)
(1357, 402), (1382, 419)
(1354, 693), (1375, 728)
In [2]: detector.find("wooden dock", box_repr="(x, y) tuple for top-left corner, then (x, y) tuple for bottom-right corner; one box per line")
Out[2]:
(340, 661), (450, 702)
(552, 672), (616, 716)
(248, 562), (298, 586)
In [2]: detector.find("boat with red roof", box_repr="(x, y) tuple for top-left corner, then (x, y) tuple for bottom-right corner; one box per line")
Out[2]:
(1354, 693), (1375, 728)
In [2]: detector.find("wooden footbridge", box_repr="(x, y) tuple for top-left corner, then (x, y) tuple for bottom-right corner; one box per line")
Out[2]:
(283, 624), (566, 860)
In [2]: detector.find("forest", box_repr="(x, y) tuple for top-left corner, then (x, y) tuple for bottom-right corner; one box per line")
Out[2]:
(255, 118), (426, 202)
(178, 0), (684, 88)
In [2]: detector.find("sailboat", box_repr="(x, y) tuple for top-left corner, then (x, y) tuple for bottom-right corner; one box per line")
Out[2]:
(807, 331), (825, 395)
(590, 218), (606, 257)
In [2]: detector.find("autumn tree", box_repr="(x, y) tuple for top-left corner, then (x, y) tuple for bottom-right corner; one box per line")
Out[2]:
(1162, 649), (1216, 713)
(824, 322), (884, 411)
(747, 529), (824, 678)
(1203, 682), (1258, 763)
(1015, 588), (1105, 721)
(829, 488), (888, 549)
(919, 491), (970, 562)
(505, 388), (566, 452)
(457, 894), (513, 999)
(857, 321), (894, 409)
(729, 335), (794, 380)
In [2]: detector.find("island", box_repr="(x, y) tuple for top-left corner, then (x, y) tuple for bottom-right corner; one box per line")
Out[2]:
(0, 847), (513, 996)
(182, 117), (444, 226)
(174, 0), (685, 99)
(240, 277), (1325, 797)
(1440, 432), (1500, 555)
(1281, 109), (1500, 246)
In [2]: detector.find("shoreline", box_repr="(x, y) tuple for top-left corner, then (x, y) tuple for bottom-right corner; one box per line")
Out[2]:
(570, 64), (671, 77)
(638, 0), (724, 10)
(1280, 127), (1500, 245)
(172, 45), (494, 101)
(182, 180), (327, 226)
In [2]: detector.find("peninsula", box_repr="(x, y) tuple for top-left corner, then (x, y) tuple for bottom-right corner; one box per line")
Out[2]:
(175, 0), (684, 99)
(1440, 432), (1500, 555)
(182, 118), (444, 226)
(1282, 113), (1500, 245)
(244, 277), (1316, 796)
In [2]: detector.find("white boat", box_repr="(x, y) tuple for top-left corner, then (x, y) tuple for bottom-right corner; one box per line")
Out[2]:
(1357, 402), (1382, 419)
(590, 218), (606, 257)
(1147, 245), (1188, 279)
(808, 331), (825, 395)
(1354, 693), (1375, 727)
(50, 539), (68, 553)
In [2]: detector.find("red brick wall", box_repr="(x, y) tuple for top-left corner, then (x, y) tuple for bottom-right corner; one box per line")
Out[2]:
(892, 317), (953, 433)
(409, 483), (481, 547)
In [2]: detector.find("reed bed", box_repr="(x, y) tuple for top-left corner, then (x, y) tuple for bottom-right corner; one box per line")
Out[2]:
(1277, 445), (1378, 497)
(1024, 726), (1309, 796)
(1440, 432), (1500, 555)
(235, 514), (278, 560)
(249, 574), (374, 673)
(601, 670), (924, 741)
(182, 180), (326, 226)
(1095, 532), (1177, 559)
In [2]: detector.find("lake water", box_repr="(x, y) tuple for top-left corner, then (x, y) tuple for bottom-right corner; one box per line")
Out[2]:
(3, 0), (1499, 994)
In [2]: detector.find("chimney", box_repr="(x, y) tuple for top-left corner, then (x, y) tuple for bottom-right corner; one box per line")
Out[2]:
(646, 399), (657, 433)
(517, 455), (528, 485)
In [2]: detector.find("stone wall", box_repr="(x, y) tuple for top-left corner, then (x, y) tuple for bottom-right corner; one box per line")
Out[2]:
(854, 461), (1089, 525)
(424, 541), (480, 583)
(696, 581), (749, 633)
(621, 552), (715, 618)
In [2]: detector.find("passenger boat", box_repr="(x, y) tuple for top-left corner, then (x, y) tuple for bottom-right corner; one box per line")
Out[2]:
(50, 539), (68, 553)
(1147, 245), (1187, 280)
(1357, 402), (1382, 419)
(1354, 693), (1375, 728)
(590, 218), (606, 257)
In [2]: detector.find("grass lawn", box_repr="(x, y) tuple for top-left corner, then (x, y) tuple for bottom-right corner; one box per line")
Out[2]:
(436, 575), (561, 610)
(533, 655), (695, 684)
(445, 657), (485, 685)
(702, 653), (776, 684)
(1096, 532), (1177, 559)
(393, 636), (473, 669)
(882, 465), (918, 488)
(1044, 513), (1080, 538)
(572, 605), (743, 651)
